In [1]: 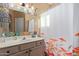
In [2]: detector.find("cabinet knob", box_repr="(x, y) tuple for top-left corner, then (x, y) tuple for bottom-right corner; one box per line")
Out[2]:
(40, 42), (42, 44)
(25, 51), (28, 53)
(6, 51), (10, 53)
(29, 50), (32, 52)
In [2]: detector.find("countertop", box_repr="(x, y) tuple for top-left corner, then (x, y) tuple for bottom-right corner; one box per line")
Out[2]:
(0, 36), (44, 49)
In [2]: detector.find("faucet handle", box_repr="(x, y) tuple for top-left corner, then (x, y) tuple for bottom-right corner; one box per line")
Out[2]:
(2, 33), (5, 37)
(23, 37), (26, 40)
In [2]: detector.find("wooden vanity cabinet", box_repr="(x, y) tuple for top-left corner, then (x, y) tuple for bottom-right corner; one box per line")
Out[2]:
(0, 40), (46, 56)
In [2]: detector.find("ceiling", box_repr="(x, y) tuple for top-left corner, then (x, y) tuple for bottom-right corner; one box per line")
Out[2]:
(9, 3), (60, 20)
(16, 3), (60, 15)
(32, 3), (58, 14)
(0, 3), (60, 16)
(28, 3), (59, 15)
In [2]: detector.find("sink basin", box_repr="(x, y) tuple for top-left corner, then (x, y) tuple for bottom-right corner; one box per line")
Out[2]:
(0, 40), (20, 48)
(0, 36), (43, 48)
(0, 37), (19, 44)
(0, 37), (5, 43)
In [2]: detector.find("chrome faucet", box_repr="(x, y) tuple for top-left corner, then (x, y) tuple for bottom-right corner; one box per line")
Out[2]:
(1, 33), (6, 42)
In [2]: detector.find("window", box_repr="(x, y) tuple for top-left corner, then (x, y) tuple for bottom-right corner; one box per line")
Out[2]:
(46, 15), (50, 27)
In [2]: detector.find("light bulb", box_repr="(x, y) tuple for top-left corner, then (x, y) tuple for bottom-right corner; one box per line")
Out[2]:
(31, 6), (34, 10)
(9, 3), (14, 8)
(19, 3), (22, 5)
(26, 4), (29, 8)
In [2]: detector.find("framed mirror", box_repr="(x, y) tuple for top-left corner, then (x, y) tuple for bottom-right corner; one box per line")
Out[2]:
(0, 5), (35, 37)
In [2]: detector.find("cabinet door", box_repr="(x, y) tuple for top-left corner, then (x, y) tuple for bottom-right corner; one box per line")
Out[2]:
(29, 46), (44, 56)
(0, 46), (19, 56)
(11, 50), (29, 56)
(20, 42), (35, 51)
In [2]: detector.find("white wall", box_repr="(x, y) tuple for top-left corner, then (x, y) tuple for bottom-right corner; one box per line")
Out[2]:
(73, 4), (79, 48)
(40, 4), (73, 51)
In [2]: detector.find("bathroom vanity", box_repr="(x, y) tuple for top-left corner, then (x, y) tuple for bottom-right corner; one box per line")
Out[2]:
(0, 36), (46, 56)
(0, 4), (46, 56)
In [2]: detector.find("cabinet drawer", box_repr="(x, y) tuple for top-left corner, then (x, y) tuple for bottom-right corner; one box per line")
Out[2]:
(20, 42), (35, 50)
(11, 50), (29, 56)
(0, 46), (19, 56)
(36, 40), (45, 46)
(29, 46), (44, 56)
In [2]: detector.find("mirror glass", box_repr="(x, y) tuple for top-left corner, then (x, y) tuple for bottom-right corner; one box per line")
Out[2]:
(15, 17), (24, 32)
(0, 7), (10, 32)
(28, 19), (35, 33)
(0, 4), (35, 37)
